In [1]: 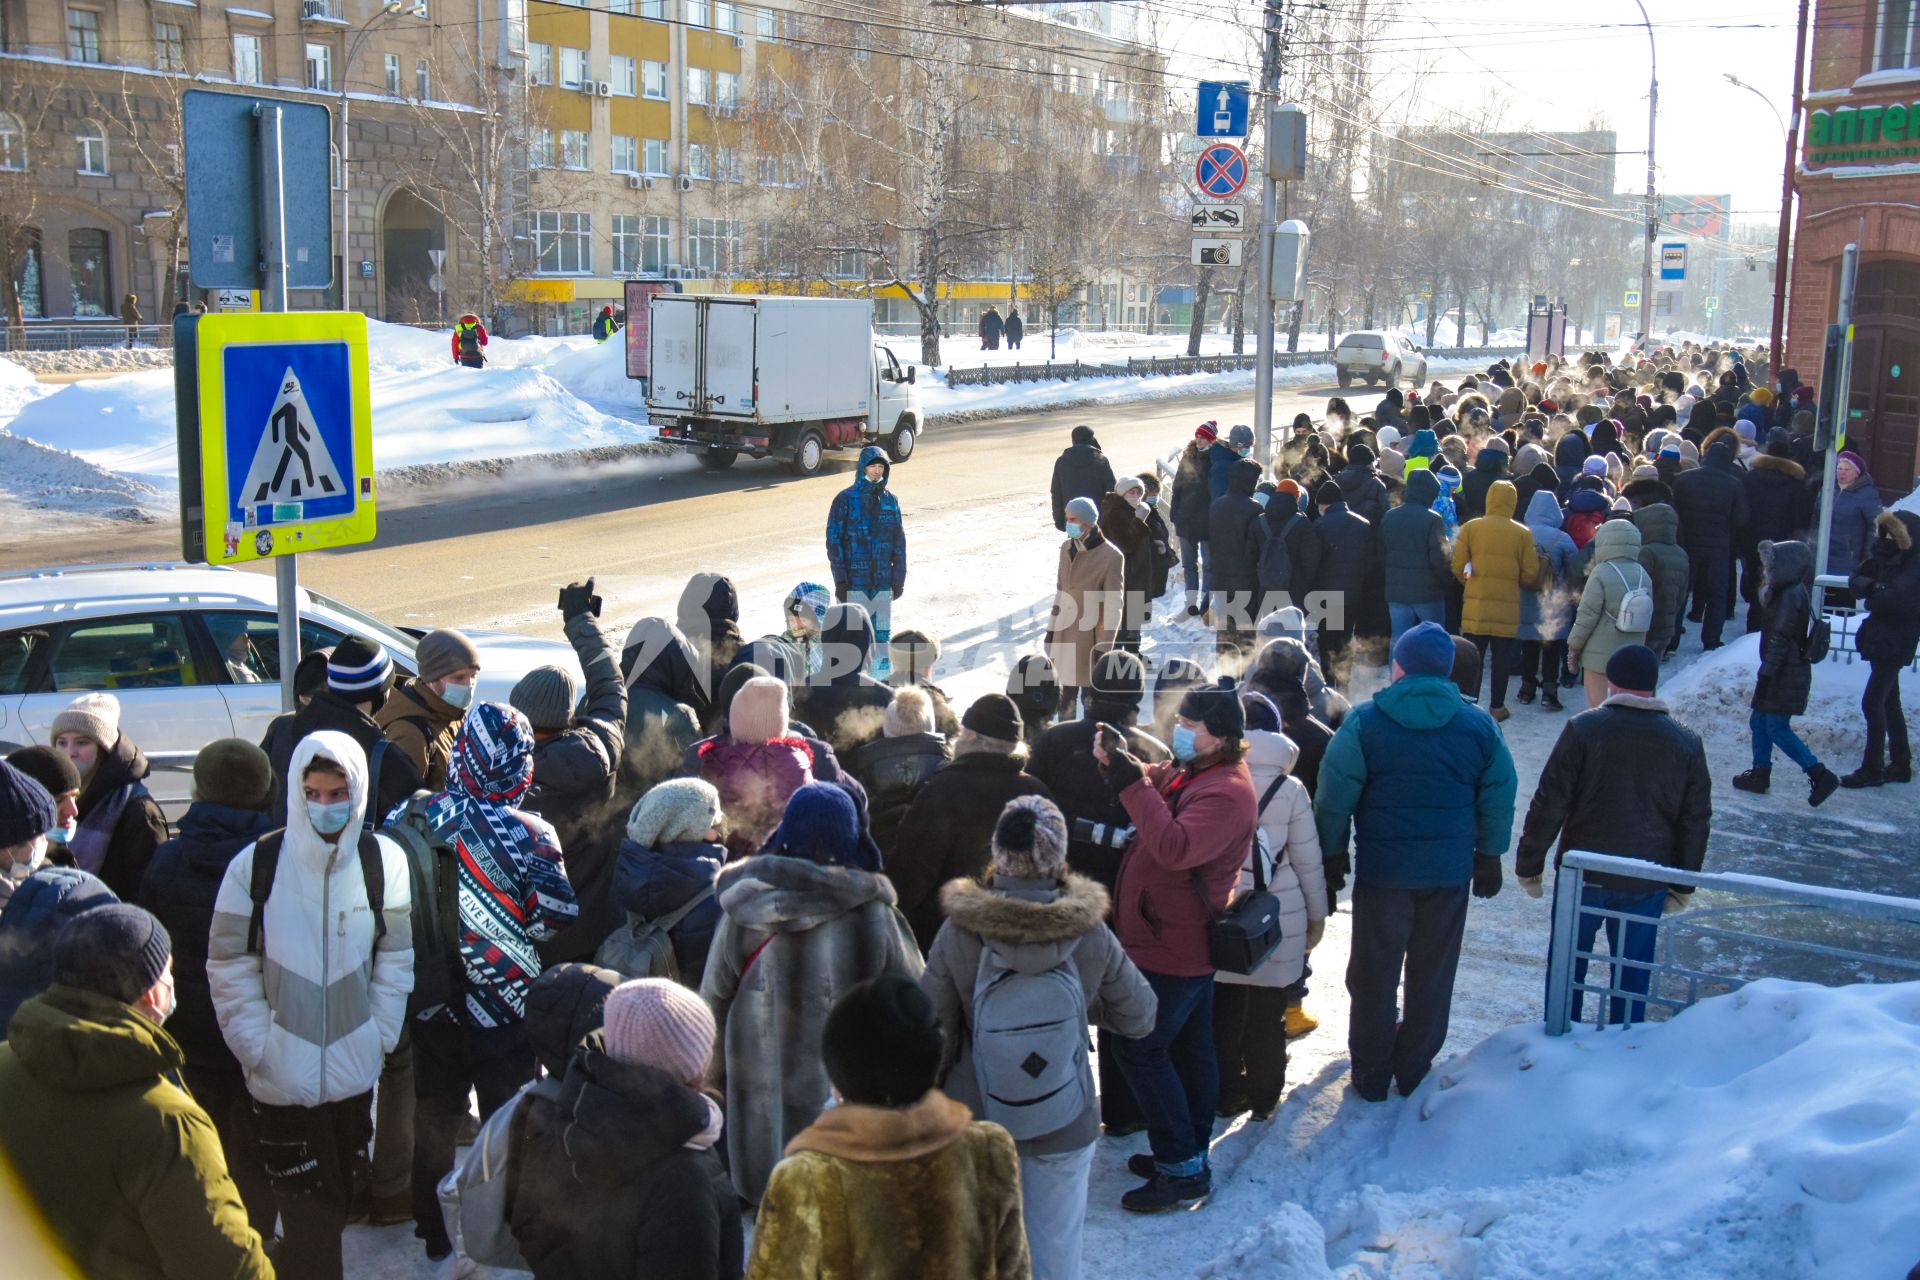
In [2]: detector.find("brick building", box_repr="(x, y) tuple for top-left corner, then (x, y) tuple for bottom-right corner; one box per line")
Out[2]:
(1787, 0), (1920, 498)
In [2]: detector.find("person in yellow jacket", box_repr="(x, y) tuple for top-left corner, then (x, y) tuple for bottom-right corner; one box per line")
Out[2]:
(1451, 479), (1541, 721)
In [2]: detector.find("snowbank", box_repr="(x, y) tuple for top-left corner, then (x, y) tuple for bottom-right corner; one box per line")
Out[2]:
(0, 355), (49, 419)
(0, 427), (168, 526)
(1, 347), (174, 375)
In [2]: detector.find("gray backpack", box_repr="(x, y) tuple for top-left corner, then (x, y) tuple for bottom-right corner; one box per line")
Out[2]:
(969, 938), (1092, 1142)
(593, 884), (713, 982)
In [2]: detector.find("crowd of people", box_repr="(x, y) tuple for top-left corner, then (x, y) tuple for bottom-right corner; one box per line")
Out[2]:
(0, 340), (1915, 1280)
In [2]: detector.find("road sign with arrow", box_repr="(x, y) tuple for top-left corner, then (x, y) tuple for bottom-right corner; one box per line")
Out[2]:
(1195, 81), (1250, 138)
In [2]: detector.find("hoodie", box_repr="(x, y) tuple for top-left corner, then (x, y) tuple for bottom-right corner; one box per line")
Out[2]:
(1633, 503), (1691, 652)
(825, 446), (907, 599)
(1519, 489), (1578, 642)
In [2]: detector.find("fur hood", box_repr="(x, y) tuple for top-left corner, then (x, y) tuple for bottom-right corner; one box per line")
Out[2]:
(1878, 510), (1916, 553)
(1701, 426), (1744, 460)
(784, 1089), (973, 1163)
(715, 853), (896, 932)
(1749, 453), (1806, 482)
(937, 873), (1109, 948)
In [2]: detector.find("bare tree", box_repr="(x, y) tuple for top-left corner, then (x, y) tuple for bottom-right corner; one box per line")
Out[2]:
(0, 85), (55, 344)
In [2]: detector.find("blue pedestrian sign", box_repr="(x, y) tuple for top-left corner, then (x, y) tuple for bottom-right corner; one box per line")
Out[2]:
(1195, 81), (1250, 138)
(1194, 143), (1250, 199)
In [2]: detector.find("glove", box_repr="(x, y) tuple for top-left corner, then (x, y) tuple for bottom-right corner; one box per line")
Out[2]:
(1664, 889), (1691, 916)
(1304, 917), (1327, 951)
(558, 578), (601, 619)
(1100, 744), (1144, 795)
(1322, 853), (1350, 896)
(1518, 875), (1544, 899)
(1472, 854), (1503, 899)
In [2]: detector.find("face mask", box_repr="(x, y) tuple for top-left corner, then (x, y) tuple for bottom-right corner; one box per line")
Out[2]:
(1066, 521), (1086, 540)
(309, 801), (353, 837)
(1171, 724), (1199, 762)
(441, 681), (475, 710)
(145, 973), (177, 1026)
(5, 837), (47, 883)
(1144, 495), (1159, 507)
(1252, 492), (1271, 508)
(46, 820), (75, 847)
(1237, 447), (1251, 458)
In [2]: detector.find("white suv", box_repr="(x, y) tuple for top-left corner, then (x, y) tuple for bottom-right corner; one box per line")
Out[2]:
(0, 563), (582, 808)
(1333, 331), (1428, 389)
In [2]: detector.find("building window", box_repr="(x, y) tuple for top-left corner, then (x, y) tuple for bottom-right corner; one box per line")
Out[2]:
(685, 217), (740, 275)
(330, 142), (343, 190)
(686, 67), (709, 105)
(642, 215), (671, 272)
(68, 228), (111, 316)
(1879, 0), (1919, 70)
(416, 58), (430, 98)
(0, 113), (25, 172)
(686, 0), (709, 28)
(531, 211), (592, 275)
(305, 43), (332, 91)
(754, 5), (774, 40)
(560, 129), (591, 170)
(530, 128), (553, 168)
(611, 54), (637, 96)
(385, 52), (402, 93)
(852, 27), (871, 64)
(155, 22), (187, 73)
(608, 0), (633, 12)
(715, 70), (738, 109)
(526, 43), (551, 85)
(642, 59), (668, 99)
(76, 120), (108, 175)
(715, 144), (737, 181)
(66, 8), (101, 63)
(686, 141), (709, 178)
(610, 134), (638, 172)
(12, 230), (44, 318)
(559, 47), (587, 90)
(714, 1), (736, 32)
(642, 136), (668, 173)
(234, 34), (263, 85)
(755, 153), (777, 185)
(640, 0), (666, 17)
(611, 214), (641, 273)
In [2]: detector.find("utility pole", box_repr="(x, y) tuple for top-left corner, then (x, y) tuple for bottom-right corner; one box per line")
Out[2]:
(1634, 0), (1657, 345)
(1252, 0), (1285, 469)
(1770, 0), (1812, 372)
(1811, 242), (1858, 616)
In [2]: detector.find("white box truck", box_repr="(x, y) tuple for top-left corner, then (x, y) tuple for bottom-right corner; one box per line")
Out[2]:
(648, 294), (923, 476)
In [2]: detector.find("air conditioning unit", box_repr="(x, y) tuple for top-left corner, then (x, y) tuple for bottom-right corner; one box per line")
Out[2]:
(628, 174), (656, 190)
(597, 80), (612, 96)
(577, 80), (597, 95)
(729, 34), (744, 49)
(676, 174), (694, 192)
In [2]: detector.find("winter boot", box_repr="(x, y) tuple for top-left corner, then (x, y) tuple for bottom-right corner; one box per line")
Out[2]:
(1127, 1153), (1158, 1178)
(1121, 1168), (1212, 1214)
(1284, 1004), (1319, 1038)
(1839, 766), (1884, 789)
(1807, 766), (1841, 808)
(1541, 688), (1565, 712)
(1731, 767), (1772, 794)
(1516, 679), (1537, 705)
(1888, 759), (1913, 784)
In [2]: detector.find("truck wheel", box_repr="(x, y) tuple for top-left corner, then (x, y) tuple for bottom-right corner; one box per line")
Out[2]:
(1388, 362), (1402, 387)
(697, 448), (737, 470)
(886, 420), (916, 464)
(790, 430), (825, 477)
(1337, 368), (1351, 388)
(1365, 371), (1379, 386)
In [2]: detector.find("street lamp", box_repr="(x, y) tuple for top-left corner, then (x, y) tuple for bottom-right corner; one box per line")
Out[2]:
(1723, 73), (1787, 138)
(1632, 0), (1657, 346)
(340, 0), (428, 315)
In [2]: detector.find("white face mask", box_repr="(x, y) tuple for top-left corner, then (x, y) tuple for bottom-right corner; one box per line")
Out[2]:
(4, 836), (47, 883)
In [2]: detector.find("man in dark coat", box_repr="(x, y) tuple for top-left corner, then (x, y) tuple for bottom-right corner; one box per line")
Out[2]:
(1379, 468), (1452, 640)
(262, 636), (421, 826)
(979, 305), (1004, 350)
(1170, 427), (1217, 615)
(1332, 444), (1389, 525)
(890, 695), (1053, 952)
(617, 618), (706, 811)
(1207, 457), (1269, 651)
(1671, 438), (1751, 650)
(1843, 511), (1920, 786)
(1257, 480), (1321, 615)
(1243, 637), (1335, 798)
(795, 602), (895, 759)
(1051, 425), (1117, 531)
(513, 582), (630, 965)
(1456, 440), (1509, 525)
(1004, 309), (1025, 349)
(1739, 431), (1811, 633)
(1309, 482), (1375, 689)
(1515, 645), (1711, 1025)
(1208, 425), (1251, 501)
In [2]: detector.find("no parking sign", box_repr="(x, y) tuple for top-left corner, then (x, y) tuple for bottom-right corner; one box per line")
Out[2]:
(1194, 143), (1249, 199)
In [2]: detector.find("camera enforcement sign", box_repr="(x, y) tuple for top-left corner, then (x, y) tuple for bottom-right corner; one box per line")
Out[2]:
(175, 311), (375, 565)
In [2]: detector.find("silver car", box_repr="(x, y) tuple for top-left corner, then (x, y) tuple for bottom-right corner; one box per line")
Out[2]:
(1333, 331), (1429, 390)
(0, 562), (582, 809)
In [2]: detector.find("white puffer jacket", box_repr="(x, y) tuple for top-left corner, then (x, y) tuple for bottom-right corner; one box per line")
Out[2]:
(1215, 729), (1326, 990)
(208, 730), (414, 1108)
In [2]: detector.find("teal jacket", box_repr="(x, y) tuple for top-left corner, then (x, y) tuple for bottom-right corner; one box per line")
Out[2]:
(1313, 674), (1517, 889)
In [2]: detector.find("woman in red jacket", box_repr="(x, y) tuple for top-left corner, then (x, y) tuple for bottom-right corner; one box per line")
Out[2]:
(1093, 679), (1257, 1215)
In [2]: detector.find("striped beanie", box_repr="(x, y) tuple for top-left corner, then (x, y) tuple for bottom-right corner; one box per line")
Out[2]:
(327, 637), (393, 698)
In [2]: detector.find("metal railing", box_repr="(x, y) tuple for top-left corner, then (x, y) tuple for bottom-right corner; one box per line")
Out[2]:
(0, 324), (174, 352)
(1544, 851), (1920, 1035)
(941, 345), (1527, 388)
(1814, 574), (1920, 671)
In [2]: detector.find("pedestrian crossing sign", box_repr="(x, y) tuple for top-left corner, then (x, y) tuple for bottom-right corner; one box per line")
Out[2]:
(174, 311), (375, 565)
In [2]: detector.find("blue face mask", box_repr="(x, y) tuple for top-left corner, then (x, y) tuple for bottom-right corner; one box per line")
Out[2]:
(1066, 521), (1086, 540)
(1144, 494), (1159, 507)
(1171, 724), (1199, 762)
(309, 800), (353, 837)
(1252, 492), (1271, 508)
(440, 680), (475, 711)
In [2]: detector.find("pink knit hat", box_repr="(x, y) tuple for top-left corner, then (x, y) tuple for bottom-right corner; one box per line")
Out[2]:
(602, 978), (715, 1085)
(729, 676), (790, 744)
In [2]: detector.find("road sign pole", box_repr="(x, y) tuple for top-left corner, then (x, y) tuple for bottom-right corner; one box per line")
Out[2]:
(1252, 0), (1282, 469)
(256, 103), (301, 711)
(1812, 242), (1858, 618)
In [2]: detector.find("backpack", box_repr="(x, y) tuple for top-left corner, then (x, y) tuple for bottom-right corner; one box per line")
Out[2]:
(1806, 613), (1832, 663)
(1257, 513), (1298, 592)
(435, 1077), (563, 1271)
(377, 792), (466, 1018)
(457, 324), (481, 359)
(1607, 561), (1654, 633)
(593, 884), (714, 982)
(247, 828), (387, 957)
(968, 934), (1092, 1142)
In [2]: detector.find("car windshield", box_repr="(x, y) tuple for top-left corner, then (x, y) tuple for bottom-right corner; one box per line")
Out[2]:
(307, 590), (419, 660)
(1340, 334), (1382, 349)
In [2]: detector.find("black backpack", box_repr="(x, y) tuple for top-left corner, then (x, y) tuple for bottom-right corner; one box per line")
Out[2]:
(1258, 512), (1299, 592)
(246, 828), (387, 955)
(378, 792), (467, 1019)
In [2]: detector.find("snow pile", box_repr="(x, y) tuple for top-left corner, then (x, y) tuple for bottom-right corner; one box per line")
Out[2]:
(0, 426), (167, 525)
(1, 347), (174, 375)
(1290, 980), (1920, 1279)
(0, 355), (49, 419)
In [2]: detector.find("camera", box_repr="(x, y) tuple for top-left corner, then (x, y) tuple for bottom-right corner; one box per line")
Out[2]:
(1199, 244), (1232, 266)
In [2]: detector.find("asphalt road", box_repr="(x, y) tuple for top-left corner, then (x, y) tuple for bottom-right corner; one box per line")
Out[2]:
(1, 381), (1343, 631)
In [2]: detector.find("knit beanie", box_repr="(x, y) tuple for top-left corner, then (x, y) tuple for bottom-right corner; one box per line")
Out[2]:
(889, 629), (941, 680)
(785, 581), (832, 626)
(1631, 463), (1660, 482)
(1605, 644), (1660, 695)
(1006, 655), (1060, 721)
(50, 693), (120, 750)
(729, 676), (790, 743)
(6, 746), (81, 800)
(962, 694), (1024, 744)
(1194, 422), (1218, 443)
(765, 782), (864, 867)
(1229, 424), (1255, 449)
(523, 962), (622, 1078)
(1764, 428), (1793, 458)
(1089, 648), (1147, 705)
(990, 794), (1069, 880)
(626, 778), (725, 848)
(1582, 454), (1610, 476)
(326, 636), (392, 699)
(510, 666), (579, 732)
(1314, 480), (1343, 507)
(1348, 442), (1376, 468)
(602, 978), (716, 1085)
(1376, 425), (1402, 450)
(821, 973), (943, 1108)
(1065, 496), (1101, 530)
(1392, 621), (1455, 677)
(51, 903), (170, 1005)
(1176, 677), (1245, 740)
(884, 686), (936, 737)
(192, 738), (275, 810)
(0, 761), (56, 848)
(415, 629), (481, 684)
(1241, 691), (1281, 733)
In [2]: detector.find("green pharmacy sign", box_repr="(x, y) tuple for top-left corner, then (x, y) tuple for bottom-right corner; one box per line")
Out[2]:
(1805, 101), (1920, 166)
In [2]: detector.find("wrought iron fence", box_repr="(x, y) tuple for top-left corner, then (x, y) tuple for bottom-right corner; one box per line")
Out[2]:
(941, 346), (1526, 388)
(1544, 851), (1920, 1036)
(0, 324), (174, 352)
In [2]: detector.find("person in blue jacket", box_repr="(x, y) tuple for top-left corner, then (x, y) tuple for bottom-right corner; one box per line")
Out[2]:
(611, 778), (727, 989)
(825, 445), (908, 677)
(1208, 425), (1252, 502)
(1313, 622), (1518, 1103)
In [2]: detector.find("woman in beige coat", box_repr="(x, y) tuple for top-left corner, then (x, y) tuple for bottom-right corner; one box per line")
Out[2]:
(1047, 495), (1124, 719)
(1568, 517), (1653, 708)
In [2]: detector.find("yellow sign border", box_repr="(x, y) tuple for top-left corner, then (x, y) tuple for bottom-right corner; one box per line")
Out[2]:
(194, 312), (376, 565)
